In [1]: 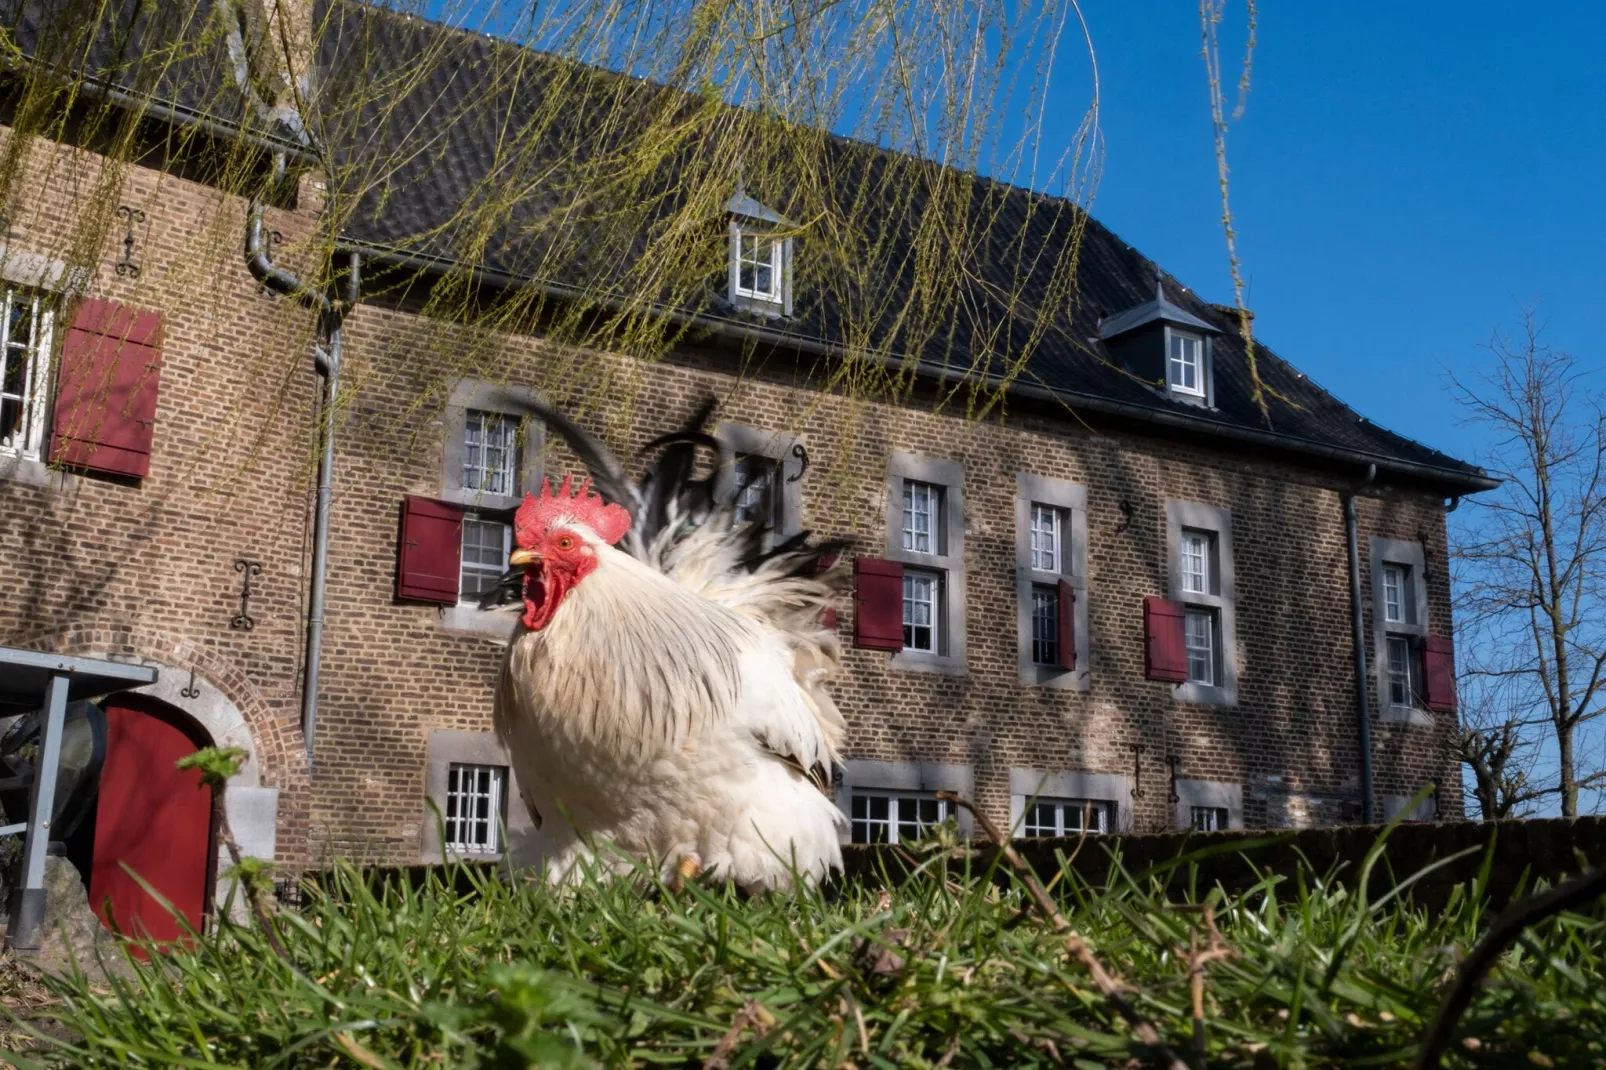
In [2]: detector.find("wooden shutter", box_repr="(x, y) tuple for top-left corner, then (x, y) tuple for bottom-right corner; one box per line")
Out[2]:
(398, 496), (465, 604)
(1056, 579), (1077, 670)
(1144, 595), (1188, 682)
(1421, 635), (1457, 713)
(818, 551), (839, 631)
(853, 556), (904, 651)
(51, 298), (164, 477)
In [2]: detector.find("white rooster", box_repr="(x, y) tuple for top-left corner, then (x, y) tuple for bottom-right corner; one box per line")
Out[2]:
(479, 397), (850, 892)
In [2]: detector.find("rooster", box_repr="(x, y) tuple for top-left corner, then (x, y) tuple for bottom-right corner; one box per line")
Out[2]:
(478, 397), (849, 892)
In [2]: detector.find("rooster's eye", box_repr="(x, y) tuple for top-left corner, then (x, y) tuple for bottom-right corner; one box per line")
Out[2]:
(556, 535), (575, 551)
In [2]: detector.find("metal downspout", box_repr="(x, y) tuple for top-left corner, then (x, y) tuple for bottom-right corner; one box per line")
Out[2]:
(245, 157), (354, 772)
(1345, 463), (1378, 823)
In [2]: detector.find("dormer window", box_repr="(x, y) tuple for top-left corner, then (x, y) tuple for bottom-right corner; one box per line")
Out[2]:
(1167, 331), (1205, 397)
(726, 189), (793, 316)
(734, 228), (783, 304)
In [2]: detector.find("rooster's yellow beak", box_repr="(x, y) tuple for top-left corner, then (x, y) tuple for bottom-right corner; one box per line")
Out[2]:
(510, 548), (541, 567)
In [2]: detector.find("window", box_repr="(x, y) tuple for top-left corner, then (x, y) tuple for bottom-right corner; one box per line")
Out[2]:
(1029, 504), (1063, 571)
(886, 454), (965, 671)
(1386, 635), (1416, 708)
(902, 480), (940, 554)
(1184, 608), (1218, 686)
(1191, 806), (1230, 831)
(0, 287), (53, 460)
(1174, 779), (1241, 830)
(733, 227), (783, 304)
(732, 453), (781, 529)
(902, 570), (939, 652)
(1168, 331), (1204, 397)
(1371, 539), (1429, 724)
(462, 410), (519, 495)
(445, 763), (506, 854)
(1180, 530), (1212, 594)
(1167, 502), (1237, 704)
(1017, 476), (1088, 687)
(1022, 798), (1110, 837)
(1030, 586), (1059, 666)
(850, 791), (951, 845)
(459, 515), (511, 603)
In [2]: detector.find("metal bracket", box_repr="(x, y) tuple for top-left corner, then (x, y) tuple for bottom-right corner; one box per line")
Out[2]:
(1115, 498), (1134, 533)
(114, 206), (146, 278)
(1129, 743), (1147, 799)
(231, 558), (263, 631)
(180, 665), (201, 699)
(785, 442), (809, 483)
(1167, 754), (1181, 804)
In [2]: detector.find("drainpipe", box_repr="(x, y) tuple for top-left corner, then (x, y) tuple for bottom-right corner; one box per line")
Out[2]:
(1345, 463), (1377, 823)
(245, 155), (356, 773)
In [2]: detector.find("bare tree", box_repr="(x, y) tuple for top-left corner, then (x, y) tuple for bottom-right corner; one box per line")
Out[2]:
(1451, 696), (1546, 819)
(1451, 313), (1606, 817)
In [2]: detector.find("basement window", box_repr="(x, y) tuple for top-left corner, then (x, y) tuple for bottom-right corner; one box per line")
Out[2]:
(445, 763), (507, 855)
(1022, 797), (1111, 837)
(850, 790), (952, 845)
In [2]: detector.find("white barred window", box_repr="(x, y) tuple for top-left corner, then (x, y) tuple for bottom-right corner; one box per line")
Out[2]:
(462, 410), (519, 495)
(1191, 806), (1229, 832)
(445, 763), (506, 854)
(0, 288), (54, 461)
(1022, 797), (1110, 837)
(902, 570), (939, 652)
(459, 516), (511, 603)
(850, 791), (951, 845)
(902, 480), (939, 554)
(1029, 504), (1062, 572)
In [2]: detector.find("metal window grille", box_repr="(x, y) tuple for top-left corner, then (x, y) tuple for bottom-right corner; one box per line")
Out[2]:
(734, 229), (782, 301)
(463, 410), (518, 495)
(1184, 607), (1217, 686)
(1180, 531), (1211, 594)
(732, 454), (779, 528)
(1387, 635), (1414, 707)
(1029, 504), (1061, 572)
(850, 791), (951, 845)
(1383, 565), (1405, 623)
(1022, 798), (1109, 837)
(0, 288), (53, 460)
(902, 570), (938, 652)
(901, 480), (938, 553)
(1190, 805), (1229, 831)
(445, 763), (506, 854)
(1168, 332), (1203, 395)
(459, 517), (511, 601)
(1030, 585), (1059, 666)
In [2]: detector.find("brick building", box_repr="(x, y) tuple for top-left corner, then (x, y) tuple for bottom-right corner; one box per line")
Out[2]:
(0, 2), (1494, 923)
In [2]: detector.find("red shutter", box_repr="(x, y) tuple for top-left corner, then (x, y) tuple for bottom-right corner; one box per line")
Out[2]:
(818, 551), (839, 630)
(51, 298), (164, 477)
(1056, 579), (1077, 670)
(1422, 635), (1457, 713)
(853, 556), (904, 651)
(398, 496), (466, 604)
(1144, 595), (1188, 682)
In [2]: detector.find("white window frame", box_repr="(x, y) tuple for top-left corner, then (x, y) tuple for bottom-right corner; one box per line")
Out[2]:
(1016, 474), (1089, 688)
(1382, 565), (1405, 624)
(1167, 329), (1205, 397)
(462, 409), (520, 497)
(726, 190), (794, 316)
(1029, 585), (1060, 667)
(1173, 779), (1242, 831)
(1184, 606), (1219, 687)
(902, 568), (941, 653)
(444, 762), (507, 855)
(1166, 501), (1238, 705)
(1370, 537), (1431, 727)
(1190, 805), (1230, 831)
(732, 226), (784, 304)
(1029, 503), (1062, 572)
(834, 760), (973, 844)
(1009, 769), (1134, 835)
(458, 513), (513, 606)
(887, 453), (965, 673)
(848, 790), (953, 845)
(0, 287), (54, 463)
(1020, 797), (1112, 837)
(421, 731), (538, 863)
(713, 423), (806, 541)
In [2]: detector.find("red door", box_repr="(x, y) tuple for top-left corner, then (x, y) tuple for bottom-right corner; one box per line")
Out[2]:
(89, 694), (217, 950)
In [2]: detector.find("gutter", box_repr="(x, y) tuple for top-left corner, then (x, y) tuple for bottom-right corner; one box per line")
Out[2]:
(1345, 464), (1378, 823)
(338, 237), (1501, 496)
(246, 156), (354, 772)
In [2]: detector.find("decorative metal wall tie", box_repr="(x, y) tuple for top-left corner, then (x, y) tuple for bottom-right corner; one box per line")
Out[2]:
(180, 665), (201, 699)
(1129, 742), (1147, 799)
(256, 229), (285, 296)
(1167, 754), (1181, 804)
(114, 205), (146, 278)
(786, 442), (810, 483)
(231, 558), (263, 631)
(1115, 498), (1134, 533)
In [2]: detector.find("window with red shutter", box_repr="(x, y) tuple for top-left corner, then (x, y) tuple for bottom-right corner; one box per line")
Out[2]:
(1421, 635), (1457, 713)
(1144, 595), (1188, 682)
(853, 556), (904, 651)
(398, 496), (467, 604)
(1056, 579), (1076, 670)
(51, 298), (163, 477)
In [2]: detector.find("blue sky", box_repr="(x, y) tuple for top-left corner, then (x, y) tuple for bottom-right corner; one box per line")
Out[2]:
(1057, 0), (1604, 466)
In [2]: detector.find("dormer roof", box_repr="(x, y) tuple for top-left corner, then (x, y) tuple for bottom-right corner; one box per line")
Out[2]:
(1098, 278), (1221, 341)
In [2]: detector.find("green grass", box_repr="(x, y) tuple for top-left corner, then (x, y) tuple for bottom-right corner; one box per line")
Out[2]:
(3, 828), (1603, 1069)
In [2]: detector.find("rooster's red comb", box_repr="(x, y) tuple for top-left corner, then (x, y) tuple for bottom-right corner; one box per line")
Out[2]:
(515, 474), (631, 547)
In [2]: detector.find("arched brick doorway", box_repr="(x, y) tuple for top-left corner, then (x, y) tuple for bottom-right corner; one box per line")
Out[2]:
(88, 692), (219, 948)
